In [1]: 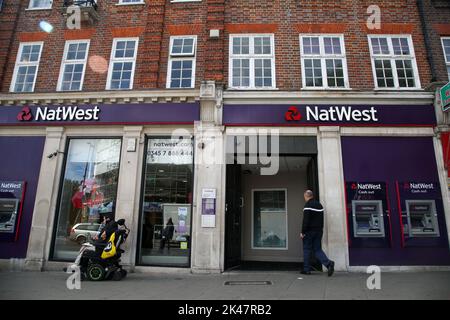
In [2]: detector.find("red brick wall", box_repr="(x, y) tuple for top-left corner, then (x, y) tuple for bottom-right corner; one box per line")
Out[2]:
(224, 0), (432, 90)
(0, 0), (438, 93)
(423, 0), (450, 83)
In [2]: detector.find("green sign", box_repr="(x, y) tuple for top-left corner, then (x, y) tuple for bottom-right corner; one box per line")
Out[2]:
(441, 82), (450, 112)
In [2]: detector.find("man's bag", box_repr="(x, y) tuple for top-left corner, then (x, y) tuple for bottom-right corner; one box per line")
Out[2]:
(101, 232), (116, 259)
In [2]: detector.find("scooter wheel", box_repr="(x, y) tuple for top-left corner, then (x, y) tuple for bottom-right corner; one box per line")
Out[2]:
(87, 264), (105, 281)
(120, 269), (127, 278)
(112, 271), (123, 281)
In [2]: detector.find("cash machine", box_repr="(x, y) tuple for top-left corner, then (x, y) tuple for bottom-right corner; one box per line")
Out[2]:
(405, 200), (439, 237)
(0, 199), (19, 233)
(352, 200), (385, 238)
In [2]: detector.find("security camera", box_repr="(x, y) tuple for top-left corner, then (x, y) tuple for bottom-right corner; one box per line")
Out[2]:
(47, 152), (57, 159)
(47, 151), (65, 159)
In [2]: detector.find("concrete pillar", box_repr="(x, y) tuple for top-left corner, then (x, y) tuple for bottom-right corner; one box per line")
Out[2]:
(25, 127), (65, 271)
(191, 121), (225, 273)
(115, 126), (143, 267)
(317, 126), (349, 271)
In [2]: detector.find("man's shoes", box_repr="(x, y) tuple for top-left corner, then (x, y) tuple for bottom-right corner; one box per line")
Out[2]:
(327, 261), (335, 277)
(300, 271), (311, 275)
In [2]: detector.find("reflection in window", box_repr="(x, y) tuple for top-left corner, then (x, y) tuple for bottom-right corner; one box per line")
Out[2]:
(139, 137), (193, 266)
(52, 139), (122, 261)
(253, 190), (287, 249)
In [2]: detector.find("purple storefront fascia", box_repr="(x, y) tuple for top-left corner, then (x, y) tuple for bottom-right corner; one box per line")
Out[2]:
(341, 137), (450, 266)
(0, 103), (200, 126)
(223, 104), (436, 126)
(0, 136), (45, 259)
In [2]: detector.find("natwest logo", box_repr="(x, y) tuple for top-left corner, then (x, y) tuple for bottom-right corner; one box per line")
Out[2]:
(285, 105), (379, 123)
(356, 183), (382, 190)
(408, 182), (435, 190)
(17, 106), (33, 121)
(306, 106), (379, 122)
(17, 105), (100, 122)
(285, 106), (302, 121)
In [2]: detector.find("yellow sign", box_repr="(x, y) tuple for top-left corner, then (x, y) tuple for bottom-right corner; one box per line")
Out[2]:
(180, 242), (188, 250)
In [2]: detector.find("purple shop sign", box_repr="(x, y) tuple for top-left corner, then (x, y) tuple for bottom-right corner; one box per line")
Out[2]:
(0, 103), (200, 126)
(223, 104), (436, 126)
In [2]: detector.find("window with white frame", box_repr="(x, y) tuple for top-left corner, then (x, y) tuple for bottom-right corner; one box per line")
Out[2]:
(118, 0), (144, 4)
(28, 0), (52, 9)
(106, 38), (138, 90)
(300, 35), (349, 89)
(368, 35), (421, 89)
(441, 38), (450, 81)
(167, 36), (197, 89)
(10, 42), (43, 93)
(229, 34), (276, 89)
(58, 40), (90, 91)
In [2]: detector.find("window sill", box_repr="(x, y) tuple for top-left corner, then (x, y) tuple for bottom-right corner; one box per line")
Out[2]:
(115, 2), (146, 6)
(301, 87), (352, 91)
(227, 87), (279, 91)
(373, 87), (424, 91)
(25, 7), (52, 11)
(170, 0), (202, 3)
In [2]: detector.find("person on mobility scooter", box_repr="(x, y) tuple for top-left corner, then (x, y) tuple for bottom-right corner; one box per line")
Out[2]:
(68, 213), (130, 281)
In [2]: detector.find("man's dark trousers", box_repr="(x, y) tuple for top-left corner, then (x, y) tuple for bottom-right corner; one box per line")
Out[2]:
(303, 230), (330, 272)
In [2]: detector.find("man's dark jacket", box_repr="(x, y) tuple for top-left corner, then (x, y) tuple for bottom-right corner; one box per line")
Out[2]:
(302, 199), (324, 234)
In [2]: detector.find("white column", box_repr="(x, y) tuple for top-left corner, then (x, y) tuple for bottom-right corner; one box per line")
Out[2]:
(190, 121), (225, 273)
(25, 127), (65, 271)
(317, 126), (349, 271)
(433, 134), (450, 248)
(114, 126), (143, 267)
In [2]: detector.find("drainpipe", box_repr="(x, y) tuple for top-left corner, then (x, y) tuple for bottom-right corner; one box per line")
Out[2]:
(417, 0), (437, 83)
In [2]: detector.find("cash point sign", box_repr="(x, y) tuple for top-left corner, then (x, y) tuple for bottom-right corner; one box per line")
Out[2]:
(441, 82), (450, 112)
(224, 104), (436, 127)
(0, 103), (200, 126)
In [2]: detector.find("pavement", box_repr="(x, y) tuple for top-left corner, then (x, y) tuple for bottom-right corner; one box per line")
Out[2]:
(0, 270), (449, 300)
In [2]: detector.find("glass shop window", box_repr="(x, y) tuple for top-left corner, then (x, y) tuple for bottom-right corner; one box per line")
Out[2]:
(138, 137), (194, 267)
(52, 138), (122, 261)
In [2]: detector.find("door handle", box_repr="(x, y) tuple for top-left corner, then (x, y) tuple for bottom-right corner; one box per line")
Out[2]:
(240, 197), (244, 208)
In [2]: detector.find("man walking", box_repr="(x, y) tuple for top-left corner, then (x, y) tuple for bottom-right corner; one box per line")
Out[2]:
(300, 190), (335, 276)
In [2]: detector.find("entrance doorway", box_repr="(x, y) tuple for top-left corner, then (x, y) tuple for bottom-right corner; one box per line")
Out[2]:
(224, 135), (319, 271)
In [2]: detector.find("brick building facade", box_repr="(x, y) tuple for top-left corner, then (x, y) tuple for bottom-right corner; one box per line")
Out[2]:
(0, 0), (447, 93)
(0, 1), (449, 273)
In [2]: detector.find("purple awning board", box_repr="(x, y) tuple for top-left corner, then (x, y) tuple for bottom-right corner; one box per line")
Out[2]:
(0, 136), (45, 259)
(0, 103), (200, 126)
(223, 104), (436, 126)
(342, 137), (450, 266)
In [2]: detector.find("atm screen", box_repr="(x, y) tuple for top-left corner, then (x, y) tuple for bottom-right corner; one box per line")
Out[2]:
(352, 200), (385, 238)
(0, 199), (19, 233)
(406, 200), (439, 237)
